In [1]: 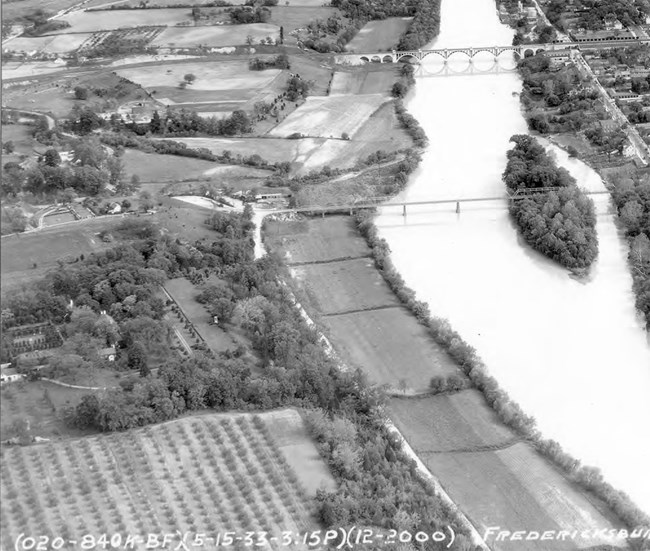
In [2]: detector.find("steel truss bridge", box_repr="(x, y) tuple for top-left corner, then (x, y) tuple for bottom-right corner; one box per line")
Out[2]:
(281, 188), (610, 216)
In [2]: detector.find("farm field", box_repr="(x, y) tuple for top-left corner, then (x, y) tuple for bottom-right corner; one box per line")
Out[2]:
(0, 380), (97, 441)
(84, 0), (248, 7)
(269, 6), (337, 34)
(419, 443), (625, 550)
(121, 150), (221, 182)
(5, 34), (91, 54)
(51, 8), (195, 33)
(1, 61), (69, 80)
(164, 277), (245, 356)
(329, 66), (400, 95)
(0, 217), (126, 293)
(264, 216), (370, 264)
(0, 410), (334, 548)
(268, 94), (388, 139)
(388, 390), (516, 452)
(294, 258), (395, 314)
(151, 23), (280, 48)
(345, 17), (412, 52)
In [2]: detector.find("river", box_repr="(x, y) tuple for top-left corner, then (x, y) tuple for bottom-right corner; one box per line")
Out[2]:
(375, 0), (650, 515)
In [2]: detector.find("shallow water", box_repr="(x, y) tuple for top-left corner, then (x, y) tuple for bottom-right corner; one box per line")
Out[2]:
(376, 0), (650, 514)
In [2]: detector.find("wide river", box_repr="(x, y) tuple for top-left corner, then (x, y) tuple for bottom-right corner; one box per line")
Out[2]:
(375, 0), (650, 514)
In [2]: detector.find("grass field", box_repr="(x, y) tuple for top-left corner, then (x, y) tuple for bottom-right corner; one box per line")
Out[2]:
(151, 23), (280, 47)
(265, 216), (370, 264)
(268, 94), (388, 139)
(164, 277), (245, 356)
(294, 257), (394, 314)
(1, 0), (83, 22)
(84, 0), (248, 7)
(0, 381), (97, 441)
(345, 17), (412, 52)
(329, 66), (400, 95)
(122, 150), (221, 182)
(0, 410), (334, 548)
(0, 217), (126, 294)
(42, 212), (77, 226)
(388, 390), (516, 452)
(420, 443), (624, 550)
(0, 124), (35, 156)
(269, 6), (337, 34)
(52, 8), (194, 33)
(5, 34), (91, 54)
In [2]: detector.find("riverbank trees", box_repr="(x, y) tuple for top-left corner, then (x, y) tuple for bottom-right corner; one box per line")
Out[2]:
(503, 134), (598, 269)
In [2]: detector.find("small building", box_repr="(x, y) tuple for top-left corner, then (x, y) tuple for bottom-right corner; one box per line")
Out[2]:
(0, 367), (24, 385)
(99, 346), (117, 362)
(106, 202), (122, 214)
(598, 119), (618, 134)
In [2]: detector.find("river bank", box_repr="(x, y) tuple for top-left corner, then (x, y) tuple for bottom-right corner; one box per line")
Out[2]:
(264, 214), (635, 550)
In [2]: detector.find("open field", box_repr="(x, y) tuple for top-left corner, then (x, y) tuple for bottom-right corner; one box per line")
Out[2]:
(388, 390), (516, 452)
(42, 212), (77, 226)
(345, 17), (412, 52)
(329, 66), (400, 95)
(0, 124), (35, 156)
(2, 0), (83, 22)
(420, 443), (625, 550)
(0, 217), (127, 293)
(5, 33), (91, 54)
(0, 410), (334, 548)
(294, 258), (395, 314)
(84, 0), (248, 7)
(52, 8), (195, 33)
(1, 61), (70, 80)
(0, 380), (97, 441)
(268, 94), (388, 139)
(269, 6), (337, 34)
(122, 150), (221, 182)
(323, 308), (461, 391)
(164, 277), (243, 356)
(151, 23), (280, 47)
(265, 216), (370, 264)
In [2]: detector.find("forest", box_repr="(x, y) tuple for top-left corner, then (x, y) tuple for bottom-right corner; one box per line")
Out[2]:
(503, 135), (598, 269)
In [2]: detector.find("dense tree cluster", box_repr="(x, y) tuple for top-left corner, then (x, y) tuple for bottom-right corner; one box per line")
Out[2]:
(542, 0), (650, 31)
(147, 108), (253, 137)
(249, 54), (290, 71)
(394, 100), (427, 147)
(609, 173), (650, 326)
(519, 54), (599, 134)
(503, 135), (598, 269)
(1, 138), (128, 200)
(284, 76), (310, 102)
(229, 6), (270, 23)
(397, 0), (441, 50)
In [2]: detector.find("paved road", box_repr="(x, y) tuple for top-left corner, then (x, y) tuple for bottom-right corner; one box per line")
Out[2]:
(574, 52), (650, 165)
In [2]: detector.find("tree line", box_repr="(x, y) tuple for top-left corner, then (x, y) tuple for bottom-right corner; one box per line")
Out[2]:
(503, 134), (598, 269)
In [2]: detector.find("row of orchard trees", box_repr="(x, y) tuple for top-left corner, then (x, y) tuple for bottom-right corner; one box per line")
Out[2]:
(503, 134), (598, 269)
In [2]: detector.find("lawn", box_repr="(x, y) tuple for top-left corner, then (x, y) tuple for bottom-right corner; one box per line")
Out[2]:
(0, 380), (97, 441)
(0, 410), (334, 548)
(151, 23), (280, 48)
(268, 94), (388, 139)
(121, 149), (220, 182)
(419, 444), (625, 550)
(345, 17), (413, 52)
(388, 390), (516, 452)
(52, 8), (195, 33)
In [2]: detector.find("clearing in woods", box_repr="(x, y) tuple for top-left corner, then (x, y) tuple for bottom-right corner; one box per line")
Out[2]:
(0, 410), (335, 549)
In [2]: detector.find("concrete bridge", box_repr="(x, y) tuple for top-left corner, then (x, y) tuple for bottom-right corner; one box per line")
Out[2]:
(342, 38), (650, 65)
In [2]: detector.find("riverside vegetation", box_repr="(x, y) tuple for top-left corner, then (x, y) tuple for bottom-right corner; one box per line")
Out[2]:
(503, 134), (598, 269)
(353, 210), (650, 543)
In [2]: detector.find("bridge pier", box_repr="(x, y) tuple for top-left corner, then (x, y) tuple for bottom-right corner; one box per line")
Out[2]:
(403, 204), (407, 217)
(456, 201), (460, 214)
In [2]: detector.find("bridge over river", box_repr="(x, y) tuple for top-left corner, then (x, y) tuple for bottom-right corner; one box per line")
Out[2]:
(340, 38), (650, 65)
(279, 188), (611, 216)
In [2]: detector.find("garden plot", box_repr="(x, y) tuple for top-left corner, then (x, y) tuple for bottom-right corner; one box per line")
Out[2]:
(268, 94), (388, 139)
(151, 23), (280, 48)
(6, 34), (91, 54)
(50, 8), (194, 33)
(0, 411), (334, 549)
